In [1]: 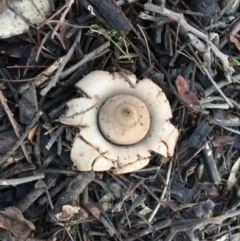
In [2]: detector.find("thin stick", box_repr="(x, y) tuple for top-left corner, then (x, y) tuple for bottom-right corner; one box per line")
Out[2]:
(38, 3), (69, 29)
(0, 90), (32, 164)
(40, 30), (82, 96)
(45, 125), (65, 150)
(200, 96), (228, 105)
(188, 45), (234, 108)
(0, 173), (45, 186)
(110, 56), (135, 88)
(204, 81), (230, 97)
(51, 0), (74, 39)
(137, 24), (151, 66)
(18, 56), (64, 93)
(201, 103), (229, 109)
(35, 31), (51, 61)
(60, 41), (110, 79)
(0, 111), (42, 165)
(148, 157), (174, 222)
(143, 3), (234, 73)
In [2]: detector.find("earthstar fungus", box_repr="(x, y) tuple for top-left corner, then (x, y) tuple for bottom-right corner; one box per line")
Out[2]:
(60, 71), (179, 174)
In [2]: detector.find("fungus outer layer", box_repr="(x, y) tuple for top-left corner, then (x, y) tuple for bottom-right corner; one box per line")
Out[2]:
(60, 71), (179, 174)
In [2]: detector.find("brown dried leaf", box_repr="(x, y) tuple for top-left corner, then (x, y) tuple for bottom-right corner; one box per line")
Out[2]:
(82, 198), (101, 219)
(175, 75), (200, 106)
(230, 35), (240, 51)
(0, 207), (35, 238)
(27, 124), (38, 145)
(212, 136), (234, 147)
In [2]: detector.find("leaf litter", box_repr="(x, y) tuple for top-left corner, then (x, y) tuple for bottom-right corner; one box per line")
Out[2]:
(0, 0), (240, 240)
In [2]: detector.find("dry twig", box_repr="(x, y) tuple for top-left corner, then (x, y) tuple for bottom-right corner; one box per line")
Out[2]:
(148, 157), (174, 222)
(0, 111), (42, 165)
(143, 4), (234, 74)
(0, 173), (45, 186)
(0, 90), (32, 164)
(59, 41), (110, 79)
(40, 30), (82, 96)
(51, 0), (74, 39)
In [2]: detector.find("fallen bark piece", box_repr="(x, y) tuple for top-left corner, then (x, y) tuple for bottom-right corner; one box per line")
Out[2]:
(188, 120), (211, 149)
(89, 0), (131, 36)
(19, 83), (38, 125)
(0, 207), (35, 238)
(203, 142), (221, 184)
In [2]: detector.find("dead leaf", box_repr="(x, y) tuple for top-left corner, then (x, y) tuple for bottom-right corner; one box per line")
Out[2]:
(0, 207), (35, 238)
(55, 205), (88, 222)
(230, 35), (240, 51)
(175, 75), (200, 106)
(139, 204), (152, 215)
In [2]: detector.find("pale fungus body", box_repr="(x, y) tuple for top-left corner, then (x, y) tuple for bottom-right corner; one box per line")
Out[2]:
(98, 95), (150, 145)
(60, 71), (179, 174)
